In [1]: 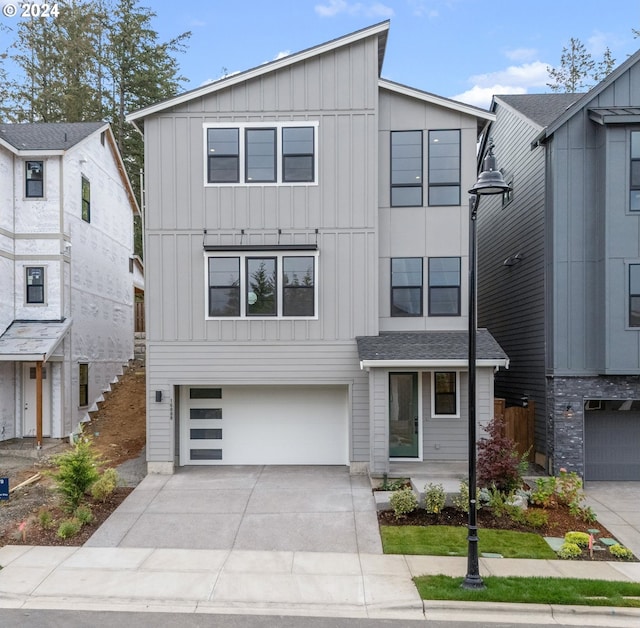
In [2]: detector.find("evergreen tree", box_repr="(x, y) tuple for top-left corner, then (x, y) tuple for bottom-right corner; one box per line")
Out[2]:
(547, 38), (616, 92)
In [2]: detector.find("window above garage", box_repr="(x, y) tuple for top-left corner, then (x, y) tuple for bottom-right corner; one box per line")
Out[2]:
(205, 248), (319, 320)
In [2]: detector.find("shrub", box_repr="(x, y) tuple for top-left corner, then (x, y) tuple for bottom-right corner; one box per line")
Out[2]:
(52, 433), (101, 512)
(452, 480), (470, 513)
(564, 531), (590, 547)
(530, 477), (557, 507)
(37, 507), (55, 530)
(609, 544), (634, 560)
(485, 486), (519, 518)
(569, 501), (597, 523)
(74, 505), (94, 525)
(521, 509), (549, 529)
(389, 487), (418, 519)
(423, 483), (446, 514)
(555, 469), (583, 505)
(90, 468), (119, 502)
(477, 416), (529, 493)
(557, 542), (582, 559)
(57, 518), (82, 539)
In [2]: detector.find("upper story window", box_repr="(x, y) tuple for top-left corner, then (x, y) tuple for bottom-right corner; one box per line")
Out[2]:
(428, 130), (460, 206)
(391, 257), (423, 316)
(391, 130), (423, 206)
(25, 266), (45, 304)
(630, 264), (640, 327)
(25, 161), (44, 198)
(246, 128), (276, 182)
(631, 132), (640, 211)
(205, 122), (318, 185)
(207, 251), (317, 319)
(428, 257), (460, 316)
(432, 371), (459, 417)
(81, 176), (91, 222)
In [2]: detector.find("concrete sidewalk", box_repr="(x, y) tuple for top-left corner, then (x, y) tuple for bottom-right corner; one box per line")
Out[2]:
(2, 545), (640, 624)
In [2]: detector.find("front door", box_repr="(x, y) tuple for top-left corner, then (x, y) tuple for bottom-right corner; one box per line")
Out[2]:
(23, 362), (51, 437)
(389, 372), (419, 458)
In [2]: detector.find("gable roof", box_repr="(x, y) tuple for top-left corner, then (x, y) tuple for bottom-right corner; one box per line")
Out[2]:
(537, 47), (640, 141)
(0, 122), (105, 151)
(493, 93), (584, 128)
(380, 79), (494, 136)
(128, 21), (390, 125)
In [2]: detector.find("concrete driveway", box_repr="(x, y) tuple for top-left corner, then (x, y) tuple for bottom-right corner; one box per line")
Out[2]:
(85, 466), (382, 554)
(584, 482), (640, 558)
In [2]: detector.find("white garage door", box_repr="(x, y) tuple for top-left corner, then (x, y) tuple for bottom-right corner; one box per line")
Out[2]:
(180, 385), (349, 465)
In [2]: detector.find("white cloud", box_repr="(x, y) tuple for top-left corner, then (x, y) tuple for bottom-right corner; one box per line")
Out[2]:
(315, 0), (394, 18)
(452, 60), (549, 109)
(452, 84), (527, 109)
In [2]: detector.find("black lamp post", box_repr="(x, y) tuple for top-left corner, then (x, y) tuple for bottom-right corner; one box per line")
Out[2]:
(462, 141), (512, 590)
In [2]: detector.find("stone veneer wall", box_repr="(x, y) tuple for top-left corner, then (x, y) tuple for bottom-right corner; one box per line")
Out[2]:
(546, 375), (640, 477)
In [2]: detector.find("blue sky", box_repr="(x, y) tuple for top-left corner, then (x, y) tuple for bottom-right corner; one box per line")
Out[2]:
(1, 0), (639, 109)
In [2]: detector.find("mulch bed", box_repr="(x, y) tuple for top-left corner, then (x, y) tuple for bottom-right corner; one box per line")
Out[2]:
(378, 505), (636, 562)
(2, 487), (132, 547)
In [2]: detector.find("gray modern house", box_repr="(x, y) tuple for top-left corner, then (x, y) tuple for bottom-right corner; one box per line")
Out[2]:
(128, 21), (508, 475)
(477, 49), (640, 481)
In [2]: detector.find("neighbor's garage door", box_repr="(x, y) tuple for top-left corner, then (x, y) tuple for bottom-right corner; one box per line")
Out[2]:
(180, 385), (348, 465)
(584, 409), (640, 480)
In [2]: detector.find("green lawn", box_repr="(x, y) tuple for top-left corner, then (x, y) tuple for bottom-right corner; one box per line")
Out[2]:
(380, 525), (557, 559)
(414, 575), (640, 607)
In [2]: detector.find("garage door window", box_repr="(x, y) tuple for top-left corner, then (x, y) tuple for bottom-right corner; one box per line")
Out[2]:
(207, 251), (317, 319)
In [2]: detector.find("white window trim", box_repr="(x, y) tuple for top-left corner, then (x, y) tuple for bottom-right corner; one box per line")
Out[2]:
(203, 121), (319, 187)
(430, 370), (461, 419)
(24, 160), (45, 200)
(204, 250), (319, 320)
(25, 265), (47, 306)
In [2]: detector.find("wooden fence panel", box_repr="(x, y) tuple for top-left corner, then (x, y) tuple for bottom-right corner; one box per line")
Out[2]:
(494, 398), (535, 461)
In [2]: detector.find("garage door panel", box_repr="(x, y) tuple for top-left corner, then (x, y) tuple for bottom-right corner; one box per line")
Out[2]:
(585, 410), (640, 481)
(181, 385), (348, 465)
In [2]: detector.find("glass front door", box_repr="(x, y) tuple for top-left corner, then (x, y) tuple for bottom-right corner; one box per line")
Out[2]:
(389, 372), (419, 458)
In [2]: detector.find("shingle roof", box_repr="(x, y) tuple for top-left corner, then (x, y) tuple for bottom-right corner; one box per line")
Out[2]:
(356, 330), (508, 363)
(495, 93), (584, 127)
(0, 122), (105, 151)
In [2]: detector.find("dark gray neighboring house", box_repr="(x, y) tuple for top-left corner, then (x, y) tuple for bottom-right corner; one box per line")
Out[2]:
(477, 50), (640, 481)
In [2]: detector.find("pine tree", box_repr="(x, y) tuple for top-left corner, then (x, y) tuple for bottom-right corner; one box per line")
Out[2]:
(547, 38), (616, 93)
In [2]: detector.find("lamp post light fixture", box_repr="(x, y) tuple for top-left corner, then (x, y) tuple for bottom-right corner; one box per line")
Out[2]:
(462, 140), (512, 590)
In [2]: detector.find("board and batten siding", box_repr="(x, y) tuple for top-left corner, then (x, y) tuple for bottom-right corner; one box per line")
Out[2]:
(477, 101), (549, 457)
(142, 33), (383, 467)
(550, 63), (640, 375)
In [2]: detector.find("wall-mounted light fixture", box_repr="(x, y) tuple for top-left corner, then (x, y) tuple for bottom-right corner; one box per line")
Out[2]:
(155, 390), (162, 403)
(563, 404), (574, 418)
(503, 252), (523, 267)
(521, 394), (529, 408)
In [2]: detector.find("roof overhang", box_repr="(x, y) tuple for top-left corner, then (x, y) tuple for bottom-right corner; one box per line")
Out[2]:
(127, 21), (390, 126)
(359, 358), (509, 370)
(0, 319), (72, 362)
(588, 107), (640, 125)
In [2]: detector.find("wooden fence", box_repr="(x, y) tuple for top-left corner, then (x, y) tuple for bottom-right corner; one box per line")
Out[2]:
(135, 301), (145, 333)
(493, 398), (535, 461)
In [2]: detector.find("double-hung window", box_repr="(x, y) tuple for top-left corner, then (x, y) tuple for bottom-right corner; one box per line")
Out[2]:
(631, 132), (640, 211)
(390, 130), (422, 206)
(25, 161), (44, 198)
(391, 258), (423, 316)
(25, 266), (45, 304)
(432, 371), (458, 417)
(207, 251), (317, 318)
(81, 176), (91, 222)
(429, 257), (460, 316)
(630, 264), (640, 327)
(205, 123), (317, 185)
(428, 130), (460, 206)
